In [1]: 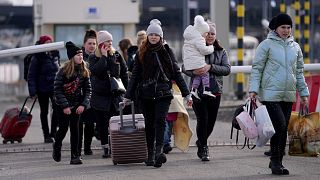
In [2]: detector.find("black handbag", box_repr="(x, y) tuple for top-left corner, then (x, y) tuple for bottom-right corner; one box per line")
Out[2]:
(110, 77), (126, 94)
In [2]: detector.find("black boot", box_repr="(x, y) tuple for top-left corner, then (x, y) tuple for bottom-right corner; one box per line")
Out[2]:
(264, 149), (272, 156)
(201, 146), (210, 161)
(196, 140), (202, 159)
(163, 144), (172, 154)
(70, 154), (83, 165)
(145, 147), (154, 166)
(102, 146), (111, 158)
(154, 145), (167, 168)
(279, 155), (289, 175)
(270, 159), (289, 175)
(52, 142), (61, 162)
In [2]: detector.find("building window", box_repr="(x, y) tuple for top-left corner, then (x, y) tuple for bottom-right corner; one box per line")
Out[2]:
(55, 24), (123, 60)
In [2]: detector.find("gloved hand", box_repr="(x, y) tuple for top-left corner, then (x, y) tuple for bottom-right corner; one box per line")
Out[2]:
(184, 94), (193, 107)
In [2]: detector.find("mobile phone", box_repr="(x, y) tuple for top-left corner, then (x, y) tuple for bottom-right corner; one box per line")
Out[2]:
(99, 44), (105, 49)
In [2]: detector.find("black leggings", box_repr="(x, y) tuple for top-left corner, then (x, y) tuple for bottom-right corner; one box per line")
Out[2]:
(263, 101), (292, 161)
(54, 110), (80, 157)
(37, 92), (59, 138)
(141, 98), (171, 150)
(78, 108), (95, 152)
(94, 109), (113, 146)
(192, 95), (221, 146)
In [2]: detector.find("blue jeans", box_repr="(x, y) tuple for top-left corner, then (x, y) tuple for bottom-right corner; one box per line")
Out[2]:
(164, 121), (173, 146)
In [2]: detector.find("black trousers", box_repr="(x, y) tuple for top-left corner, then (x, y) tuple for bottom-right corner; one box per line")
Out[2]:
(192, 95), (221, 146)
(263, 101), (292, 162)
(37, 92), (59, 138)
(54, 110), (80, 158)
(93, 109), (113, 146)
(78, 108), (95, 152)
(141, 98), (171, 150)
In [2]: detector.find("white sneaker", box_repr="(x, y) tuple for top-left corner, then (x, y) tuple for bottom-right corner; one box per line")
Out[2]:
(203, 90), (216, 98)
(191, 89), (200, 100)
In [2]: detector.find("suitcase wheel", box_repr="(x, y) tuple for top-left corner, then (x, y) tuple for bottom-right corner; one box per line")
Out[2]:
(113, 161), (117, 165)
(10, 140), (14, 144)
(3, 140), (7, 144)
(17, 139), (22, 143)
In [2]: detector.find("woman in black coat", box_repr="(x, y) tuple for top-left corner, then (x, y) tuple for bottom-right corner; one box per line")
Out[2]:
(88, 30), (128, 158)
(27, 35), (60, 143)
(124, 19), (192, 168)
(183, 22), (231, 161)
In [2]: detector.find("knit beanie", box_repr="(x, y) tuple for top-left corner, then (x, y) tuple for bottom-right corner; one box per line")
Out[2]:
(268, 13), (293, 30)
(194, 15), (209, 35)
(39, 35), (53, 44)
(146, 19), (163, 38)
(207, 20), (216, 33)
(97, 30), (113, 45)
(66, 41), (82, 60)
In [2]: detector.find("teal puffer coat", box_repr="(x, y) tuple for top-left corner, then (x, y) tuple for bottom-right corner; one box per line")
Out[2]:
(249, 31), (309, 102)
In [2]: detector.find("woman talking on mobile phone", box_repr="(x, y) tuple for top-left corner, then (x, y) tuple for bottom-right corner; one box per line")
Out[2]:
(88, 30), (128, 158)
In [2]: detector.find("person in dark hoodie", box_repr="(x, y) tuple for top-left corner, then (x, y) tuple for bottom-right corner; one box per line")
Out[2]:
(27, 35), (60, 143)
(52, 41), (92, 165)
(77, 29), (97, 157)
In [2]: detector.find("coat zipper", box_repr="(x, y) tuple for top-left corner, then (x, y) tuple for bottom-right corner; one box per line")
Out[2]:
(284, 40), (288, 98)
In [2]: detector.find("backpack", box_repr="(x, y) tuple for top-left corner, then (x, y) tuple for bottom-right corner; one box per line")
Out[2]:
(23, 54), (33, 81)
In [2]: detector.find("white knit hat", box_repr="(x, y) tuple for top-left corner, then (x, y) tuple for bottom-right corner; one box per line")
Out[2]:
(146, 19), (163, 38)
(97, 30), (113, 45)
(194, 15), (209, 35)
(207, 20), (216, 33)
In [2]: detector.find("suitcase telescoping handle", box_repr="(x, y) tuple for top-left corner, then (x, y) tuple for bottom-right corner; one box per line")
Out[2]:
(19, 96), (37, 117)
(119, 101), (135, 129)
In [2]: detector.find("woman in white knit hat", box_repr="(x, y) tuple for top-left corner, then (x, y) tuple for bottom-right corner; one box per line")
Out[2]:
(183, 15), (216, 99)
(123, 19), (192, 168)
(88, 30), (129, 158)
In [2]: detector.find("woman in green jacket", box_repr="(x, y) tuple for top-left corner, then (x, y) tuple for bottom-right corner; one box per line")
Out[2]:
(249, 13), (309, 175)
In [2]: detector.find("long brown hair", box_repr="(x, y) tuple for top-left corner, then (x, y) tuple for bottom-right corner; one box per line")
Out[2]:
(138, 39), (148, 63)
(213, 39), (223, 50)
(62, 59), (90, 79)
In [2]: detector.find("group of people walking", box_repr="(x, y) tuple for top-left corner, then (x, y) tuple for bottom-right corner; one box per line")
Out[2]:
(26, 12), (309, 175)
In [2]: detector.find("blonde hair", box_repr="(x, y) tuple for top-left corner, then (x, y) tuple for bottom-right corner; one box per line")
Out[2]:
(62, 58), (90, 79)
(94, 46), (116, 58)
(137, 30), (147, 47)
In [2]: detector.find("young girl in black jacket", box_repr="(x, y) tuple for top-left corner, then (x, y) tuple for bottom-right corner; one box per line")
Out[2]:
(52, 41), (92, 165)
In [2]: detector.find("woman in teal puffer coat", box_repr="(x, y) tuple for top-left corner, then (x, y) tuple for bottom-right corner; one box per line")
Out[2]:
(249, 13), (309, 175)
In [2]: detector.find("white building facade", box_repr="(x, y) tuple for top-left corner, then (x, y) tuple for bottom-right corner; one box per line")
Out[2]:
(34, 0), (140, 59)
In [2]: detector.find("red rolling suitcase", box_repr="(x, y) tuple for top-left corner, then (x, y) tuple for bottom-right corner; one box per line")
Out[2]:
(109, 101), (147, 165)
(0, 97), (37, 144)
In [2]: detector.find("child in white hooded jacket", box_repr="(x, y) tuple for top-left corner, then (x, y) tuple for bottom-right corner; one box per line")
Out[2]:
(183, 15), (215, 99)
